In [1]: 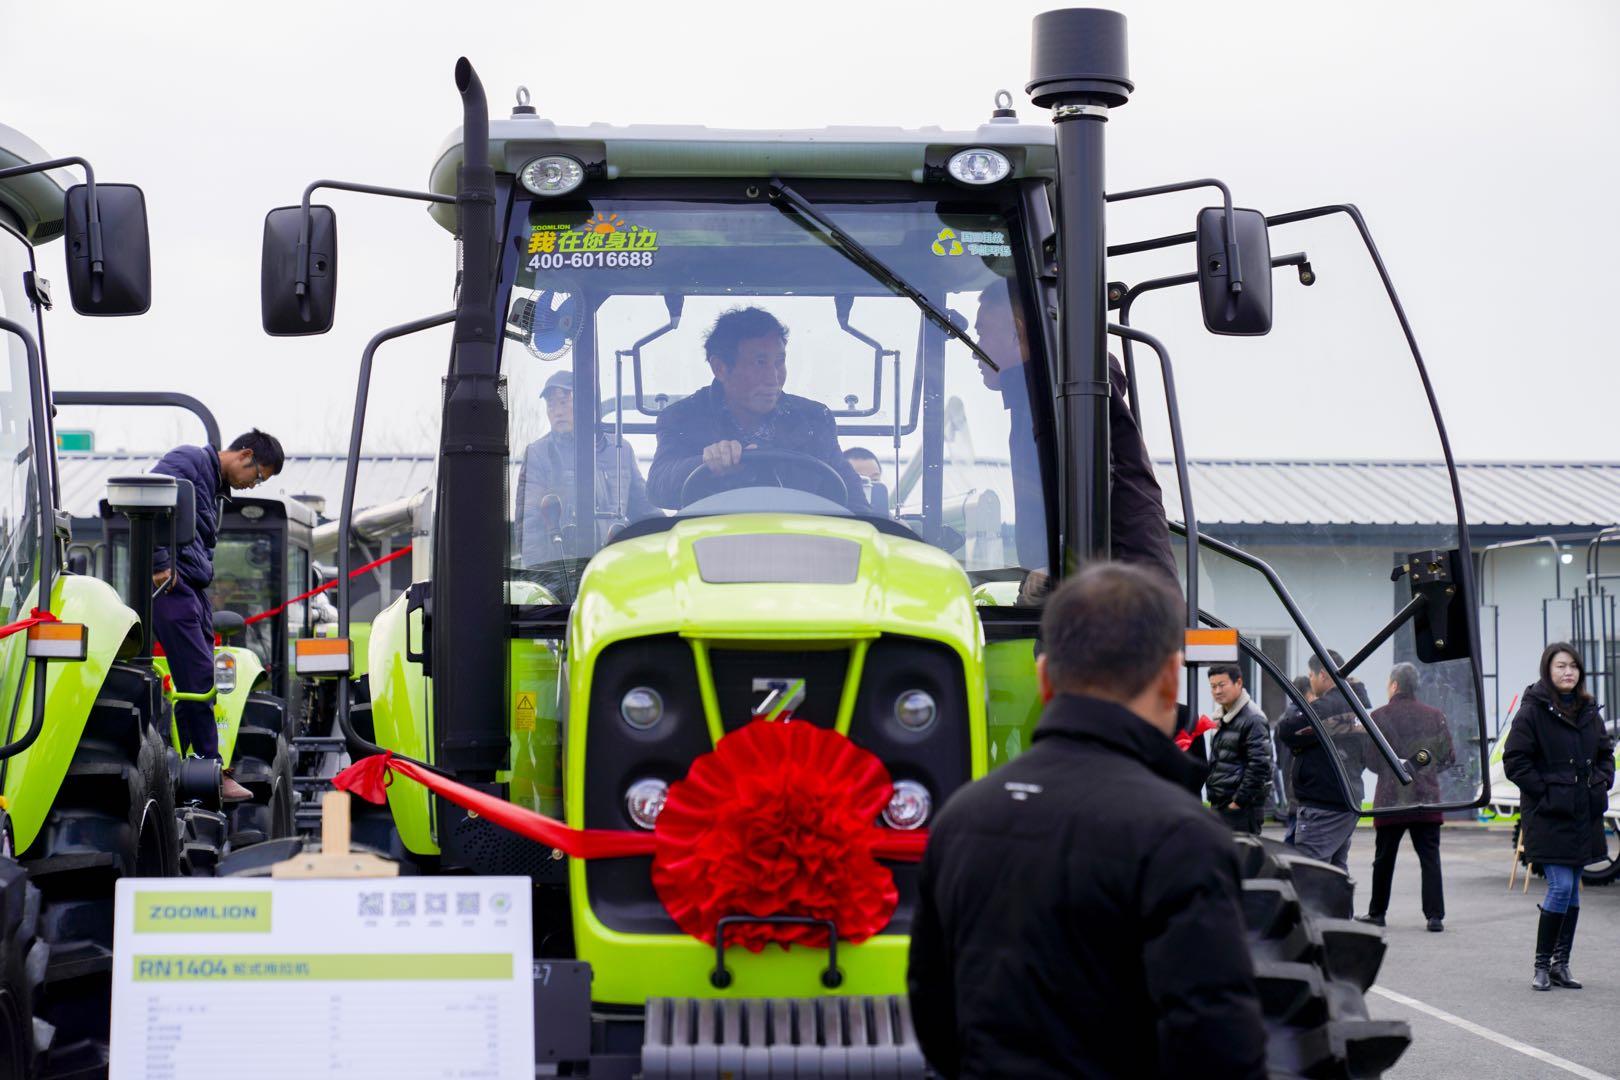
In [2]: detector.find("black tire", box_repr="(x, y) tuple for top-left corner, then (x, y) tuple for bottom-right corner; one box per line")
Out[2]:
(224, 694), (294, 850)
(0, 855), (48, 1080)
(1581, 820), (1620, 887)
(21, 663), (179, 1078)
(1233, 836), (1411, 1079)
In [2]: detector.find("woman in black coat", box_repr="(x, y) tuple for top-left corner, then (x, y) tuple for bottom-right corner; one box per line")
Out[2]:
(1503, 643), (1615, 991)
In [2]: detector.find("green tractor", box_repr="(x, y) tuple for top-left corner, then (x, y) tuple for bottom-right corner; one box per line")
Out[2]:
(256, 9), (1492, 1075)
(0, 126), (183, 1075)
(53, 391), (308, 865)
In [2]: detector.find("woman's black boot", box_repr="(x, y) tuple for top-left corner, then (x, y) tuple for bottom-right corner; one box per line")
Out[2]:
(1533, 905), (1561, 991)
(1550, 905), (1582, 988)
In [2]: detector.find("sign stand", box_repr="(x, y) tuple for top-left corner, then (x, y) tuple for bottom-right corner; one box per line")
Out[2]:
(271, 791), (399, 879)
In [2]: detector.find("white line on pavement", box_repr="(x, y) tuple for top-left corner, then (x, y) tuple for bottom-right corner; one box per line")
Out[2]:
(1370, 986), (1617, 1080)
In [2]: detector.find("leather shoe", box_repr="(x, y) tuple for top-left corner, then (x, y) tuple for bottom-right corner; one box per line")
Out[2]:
(1427, 918), (1444, 933)
(1354, 913), (1385, 927)
(221, 772), (253, 803)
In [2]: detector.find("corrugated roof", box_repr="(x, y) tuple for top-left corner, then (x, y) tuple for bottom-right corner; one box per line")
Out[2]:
(1159, 461), (1620, 529)
(55, 453), (1620, 531)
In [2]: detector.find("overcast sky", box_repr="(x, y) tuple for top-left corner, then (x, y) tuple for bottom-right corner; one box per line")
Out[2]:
(5, 0), (1618, 466)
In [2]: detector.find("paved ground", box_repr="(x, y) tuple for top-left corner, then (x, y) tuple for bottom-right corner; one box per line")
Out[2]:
(1279, 822), (1620, 1079)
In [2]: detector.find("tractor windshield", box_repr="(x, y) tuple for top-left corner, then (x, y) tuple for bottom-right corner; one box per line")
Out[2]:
(500, 185), (1052, 601)
(0, 222), (42, 731)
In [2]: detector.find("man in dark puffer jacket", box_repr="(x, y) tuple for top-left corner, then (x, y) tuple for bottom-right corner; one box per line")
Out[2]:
(1205, 664), (1273, 834)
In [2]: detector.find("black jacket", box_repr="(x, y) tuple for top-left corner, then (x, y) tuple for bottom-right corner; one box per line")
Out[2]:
(1278, 683), (1370, 811)
(645, 381), (869, 511)
(1206, 696), (1273, 809)
(908, 694), (1266, 1079)
(1503, 680), (1614, 866)
(151, 443), (223, 589)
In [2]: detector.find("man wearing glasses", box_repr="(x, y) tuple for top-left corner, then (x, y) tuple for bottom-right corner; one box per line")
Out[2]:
(151, 429), (285, 801)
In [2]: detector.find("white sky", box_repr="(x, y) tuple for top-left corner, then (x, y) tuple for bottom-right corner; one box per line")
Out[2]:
(5, 0), (1618, 463)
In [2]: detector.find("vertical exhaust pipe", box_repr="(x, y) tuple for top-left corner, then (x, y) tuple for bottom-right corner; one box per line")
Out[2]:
(1028, 9), (1133, 574)
(433, 58), (510, 780)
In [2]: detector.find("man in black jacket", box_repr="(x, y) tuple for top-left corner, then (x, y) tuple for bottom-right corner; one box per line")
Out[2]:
(1206, 663), (1273, 834)
(907, 563), (1265, 1079)
(1278, 651), (1369, 870)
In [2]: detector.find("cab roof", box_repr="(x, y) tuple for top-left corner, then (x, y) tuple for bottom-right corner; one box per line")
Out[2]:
(0, 122), (71, 243)
(426, 114), (1056, 232)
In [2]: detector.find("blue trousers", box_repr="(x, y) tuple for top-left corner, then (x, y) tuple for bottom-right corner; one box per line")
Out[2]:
(153, 581), (218, 759)
(1543, 863), (1581, 914)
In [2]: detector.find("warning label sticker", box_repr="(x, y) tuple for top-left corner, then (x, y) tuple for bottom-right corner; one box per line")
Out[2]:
(513, 692), (538, 732)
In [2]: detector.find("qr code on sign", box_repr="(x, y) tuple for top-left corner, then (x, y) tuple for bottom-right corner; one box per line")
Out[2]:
(391, 893), (417, 917)
(358, 892), (383, 917)
(456, 892), (480, 916)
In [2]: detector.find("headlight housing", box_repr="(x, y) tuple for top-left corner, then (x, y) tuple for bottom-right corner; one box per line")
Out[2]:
(946, 147), (1012, 186)
(621, 686), (664, 730)
(625, 778), (668, 830)
(882, 780), (931, 830)
(518, 155), (585, 197)
(894, 689), (937, 732)
(212, 653), (237, 694)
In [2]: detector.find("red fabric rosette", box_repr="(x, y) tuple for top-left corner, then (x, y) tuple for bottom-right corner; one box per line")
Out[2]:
(651, 719), (905, 952)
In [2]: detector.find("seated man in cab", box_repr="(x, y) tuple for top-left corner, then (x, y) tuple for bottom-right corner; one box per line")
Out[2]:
(647, 307), (870, 512)
(517, 370), (653, 564)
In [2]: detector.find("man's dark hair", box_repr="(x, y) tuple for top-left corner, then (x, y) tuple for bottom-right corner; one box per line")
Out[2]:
(1206, 663), (1242, 685)
(844, 447), (879, 465)
(1306, 649), (1346, 676)
(1291, 675), (1312, 697)
(703, 307), (788, 368)
(1038, 562), (1183, 699)
(228, 428), (285, 475)
(1389, 662), (1419, 697)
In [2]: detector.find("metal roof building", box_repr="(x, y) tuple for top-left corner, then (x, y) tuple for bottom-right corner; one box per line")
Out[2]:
(55, 453), (1620, 539)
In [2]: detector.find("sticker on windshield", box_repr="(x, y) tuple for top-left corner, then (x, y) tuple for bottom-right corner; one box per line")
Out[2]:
(527, 214), (659, 271)
(931, 227), (1011, 258)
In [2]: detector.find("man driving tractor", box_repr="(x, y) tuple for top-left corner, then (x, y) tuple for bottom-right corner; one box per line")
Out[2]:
(647, 307), (871, 512)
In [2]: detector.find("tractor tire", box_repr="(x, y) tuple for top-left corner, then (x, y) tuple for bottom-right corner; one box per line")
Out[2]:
(1581, 821), (1620, 887)
(1233, 835), (1411, 1079)
(224, 694), (294, 850)
(22, 664), (179, 1078)
(0, 856), (49, 1080)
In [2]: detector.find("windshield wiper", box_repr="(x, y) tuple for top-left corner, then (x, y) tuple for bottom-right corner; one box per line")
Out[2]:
(768, 178), (998, 372)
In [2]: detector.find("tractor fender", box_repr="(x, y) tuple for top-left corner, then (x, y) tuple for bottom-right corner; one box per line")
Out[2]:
(2, 575), (139, 852)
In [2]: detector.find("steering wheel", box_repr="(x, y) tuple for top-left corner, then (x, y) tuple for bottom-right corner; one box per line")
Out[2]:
(679, 448), (856, 508)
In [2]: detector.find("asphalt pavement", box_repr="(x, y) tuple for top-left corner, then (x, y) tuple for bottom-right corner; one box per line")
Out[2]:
(1282, 822), (1620, 1079)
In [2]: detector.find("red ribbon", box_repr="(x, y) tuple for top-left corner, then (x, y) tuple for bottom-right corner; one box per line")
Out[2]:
(244, 547), (409, 626)
(0, 607), (58, 640)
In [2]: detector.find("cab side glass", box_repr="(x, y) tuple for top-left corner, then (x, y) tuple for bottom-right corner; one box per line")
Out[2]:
(64, 183), (151, 316)
(1196, 207), (1273, 336)
(261, 205), (337, 336)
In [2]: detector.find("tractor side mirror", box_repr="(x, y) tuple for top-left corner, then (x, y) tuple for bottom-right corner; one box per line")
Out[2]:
(261, 205), (338, 336)
(171, 479), (197, 548)
(1196, 207), (1273, 336)
(213, 610), (246, 639)
(64, 184), (152, 316)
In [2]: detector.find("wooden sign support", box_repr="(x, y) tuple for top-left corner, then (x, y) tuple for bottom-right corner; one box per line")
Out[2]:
(271, 791), (400, 878)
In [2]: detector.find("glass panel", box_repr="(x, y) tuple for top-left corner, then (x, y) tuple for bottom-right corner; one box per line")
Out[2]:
(1121, 207), (1487, 812)
(212, 533), (277, 670)
(500, 193), (1049, 603)
(0, 224), (39, 625)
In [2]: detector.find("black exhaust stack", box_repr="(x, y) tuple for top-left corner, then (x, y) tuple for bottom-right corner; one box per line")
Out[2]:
(1028, 9), (1132, 573)
(432, 58), (510, 780)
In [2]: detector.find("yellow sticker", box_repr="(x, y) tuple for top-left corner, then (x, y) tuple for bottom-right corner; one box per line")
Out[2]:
(513, 691), (537, 732)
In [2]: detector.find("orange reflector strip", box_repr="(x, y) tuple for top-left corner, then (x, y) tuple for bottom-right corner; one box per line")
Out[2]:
(1185, 627), (1240, 663)
(1185, 629), (1239, 647)
(296, 638), (350, 656)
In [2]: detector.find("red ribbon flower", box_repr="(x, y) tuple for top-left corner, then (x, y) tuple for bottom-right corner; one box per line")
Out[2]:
(651, 719), (907, 952)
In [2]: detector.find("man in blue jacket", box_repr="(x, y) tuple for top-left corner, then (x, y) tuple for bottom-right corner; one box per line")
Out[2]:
(151, 429), (285, 801)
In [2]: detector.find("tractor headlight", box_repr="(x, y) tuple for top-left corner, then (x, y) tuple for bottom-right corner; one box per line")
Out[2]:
(895, 689), (937, 732)
(518, 155), (585, 197)
(946, 147), (1011, 186)
(883, 780), (931, 830)
(625, 777), (668, 830)
(213, 653), (237, 694)
(621, 686), (664, 730)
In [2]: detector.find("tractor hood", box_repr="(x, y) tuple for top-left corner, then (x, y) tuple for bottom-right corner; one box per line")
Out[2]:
(569, 513), (982, 654)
